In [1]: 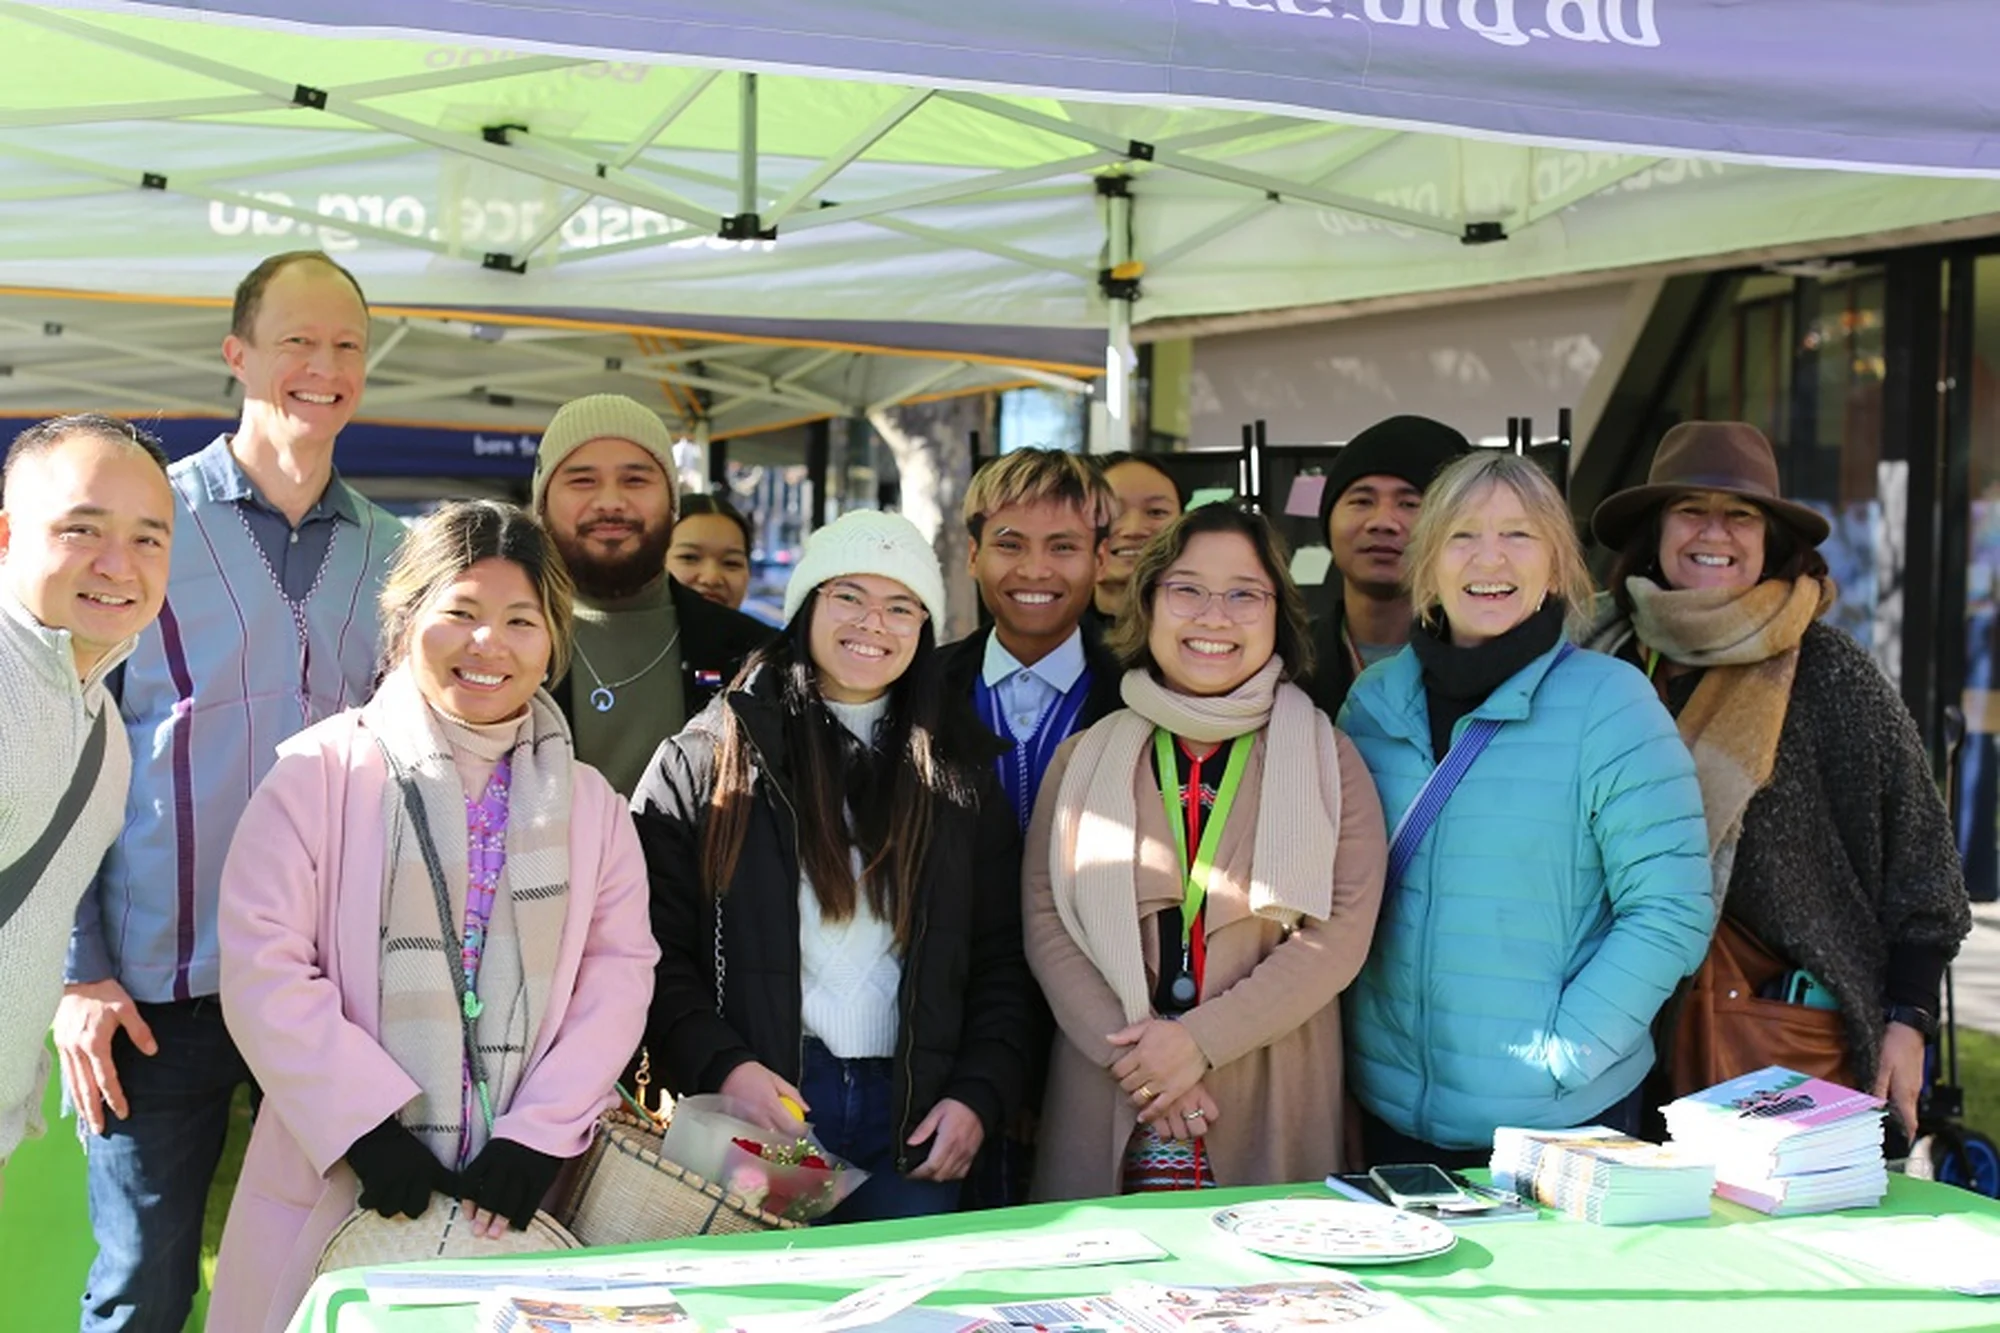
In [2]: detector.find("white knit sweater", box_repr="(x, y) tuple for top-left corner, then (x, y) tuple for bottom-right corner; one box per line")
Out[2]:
(0, 588), (134, 1164)
(800, 696), (900, 1059)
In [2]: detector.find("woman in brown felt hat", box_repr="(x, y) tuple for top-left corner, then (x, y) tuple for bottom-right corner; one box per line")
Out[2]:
(1585, 421), (1970, 1140)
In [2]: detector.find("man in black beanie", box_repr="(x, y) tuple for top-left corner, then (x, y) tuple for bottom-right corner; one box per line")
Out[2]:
(1306, 414), (1471, 717)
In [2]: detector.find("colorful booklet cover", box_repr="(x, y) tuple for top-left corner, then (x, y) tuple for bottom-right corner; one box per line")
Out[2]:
(1664, 1066), (1885, 1139)
(480, 1287), (693, 1333)
(1663, 1067), (1889, 1216)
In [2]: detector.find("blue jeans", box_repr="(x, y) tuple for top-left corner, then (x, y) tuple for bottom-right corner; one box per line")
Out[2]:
(80, 997), (253, 1333)
(798, 1039), (960, 1225)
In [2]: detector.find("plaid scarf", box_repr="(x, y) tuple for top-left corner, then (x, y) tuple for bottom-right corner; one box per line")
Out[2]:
(1609, 574), (1833, 911)
(364, 663), (574, 1168)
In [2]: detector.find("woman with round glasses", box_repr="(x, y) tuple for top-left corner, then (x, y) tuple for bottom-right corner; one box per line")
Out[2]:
(633, 510), (1036, 1222)
(1338, 451), (1711, 1167)
(1023, 504), (1387, 1200)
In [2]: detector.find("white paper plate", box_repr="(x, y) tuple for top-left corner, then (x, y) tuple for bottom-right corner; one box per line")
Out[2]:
(1211, 1199), (1457, 1265)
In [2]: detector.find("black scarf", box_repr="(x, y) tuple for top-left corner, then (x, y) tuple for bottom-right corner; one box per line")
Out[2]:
(1410, 598), (1565, 763)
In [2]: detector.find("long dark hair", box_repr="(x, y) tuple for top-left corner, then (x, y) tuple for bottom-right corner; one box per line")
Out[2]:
(1605, 498), (1830, 616)
(698, 595), (978, 946)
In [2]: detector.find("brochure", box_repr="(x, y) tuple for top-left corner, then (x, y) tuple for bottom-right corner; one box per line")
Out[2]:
(364, 1228), (1167, 1307)
(986, 1277), (1442, 1332)
(479, 1286), (694, 1332)
(1784, 1215), (2000, 1297)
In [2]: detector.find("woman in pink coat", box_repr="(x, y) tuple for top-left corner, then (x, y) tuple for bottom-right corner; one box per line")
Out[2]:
(210, 501), (657, 1333)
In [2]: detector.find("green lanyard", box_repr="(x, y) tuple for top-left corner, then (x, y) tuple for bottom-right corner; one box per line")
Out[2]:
(1154, 729), (1253, 948)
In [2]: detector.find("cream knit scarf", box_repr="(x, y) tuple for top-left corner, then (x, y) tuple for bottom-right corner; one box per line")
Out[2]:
(365, 663), (574, 1168)
(1046, 657), (1342, 1024)
(1625, 574), (1833, 911)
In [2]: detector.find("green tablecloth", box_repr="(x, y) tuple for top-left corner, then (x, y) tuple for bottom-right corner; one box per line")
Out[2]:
(289, 1176), (2000, 1333)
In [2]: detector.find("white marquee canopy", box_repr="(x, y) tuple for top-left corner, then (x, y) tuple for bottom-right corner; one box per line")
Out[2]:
(3, 1), (1996, 443)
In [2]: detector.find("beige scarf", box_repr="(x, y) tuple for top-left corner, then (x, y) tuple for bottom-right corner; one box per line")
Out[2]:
(1623, 574), (1833, 910)
(365, 663), (574, 1167)
(1046, 657), (1343, 1024)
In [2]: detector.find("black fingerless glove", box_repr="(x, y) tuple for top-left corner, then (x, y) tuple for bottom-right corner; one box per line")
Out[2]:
(346, 1117), (454, 1219)
(458, 1136), (565, 1231)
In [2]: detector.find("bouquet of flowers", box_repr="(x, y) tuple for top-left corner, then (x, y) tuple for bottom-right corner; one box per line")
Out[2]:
(658, 1094), (867, 1223)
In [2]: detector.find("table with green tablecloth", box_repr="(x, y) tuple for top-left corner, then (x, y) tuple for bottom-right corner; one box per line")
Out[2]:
(288, 1176), (2000, 1332)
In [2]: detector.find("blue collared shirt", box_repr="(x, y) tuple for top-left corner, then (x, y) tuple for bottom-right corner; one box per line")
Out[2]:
(65, 436), (372, 989)
(190, 438), (361, 602)
(981, 628), (1087, 743)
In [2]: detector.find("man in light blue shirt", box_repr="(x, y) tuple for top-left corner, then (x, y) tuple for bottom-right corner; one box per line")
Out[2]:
(982, 622), (1088, 748)
(937, 448), (1122, 1210)
(939, 449), (1124, 831)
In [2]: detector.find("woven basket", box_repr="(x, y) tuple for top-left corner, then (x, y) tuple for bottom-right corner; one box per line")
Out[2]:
(315, 1196), (580, 1276)
(556, 1108), (801, 1246)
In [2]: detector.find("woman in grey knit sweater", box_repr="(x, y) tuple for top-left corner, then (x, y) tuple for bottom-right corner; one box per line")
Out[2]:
(1587, 421), (1971, 1140)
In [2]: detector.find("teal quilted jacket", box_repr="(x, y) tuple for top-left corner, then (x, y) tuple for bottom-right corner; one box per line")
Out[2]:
(1337, 639), (1713, 1150)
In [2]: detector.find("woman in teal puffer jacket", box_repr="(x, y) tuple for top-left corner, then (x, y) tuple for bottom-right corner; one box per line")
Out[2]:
(1338, 451), (1713, 1166)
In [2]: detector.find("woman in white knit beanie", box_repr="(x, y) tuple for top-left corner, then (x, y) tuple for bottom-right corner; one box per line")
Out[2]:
(1024, 503), (1388, 1200)
(632, 509), (1037, 1223)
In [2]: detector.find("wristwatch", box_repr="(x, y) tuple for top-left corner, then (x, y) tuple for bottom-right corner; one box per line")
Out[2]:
(1882, 1003), (1937, 1038)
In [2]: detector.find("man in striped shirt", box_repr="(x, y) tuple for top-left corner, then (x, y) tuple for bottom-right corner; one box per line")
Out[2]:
(54, 251), (405, 1333)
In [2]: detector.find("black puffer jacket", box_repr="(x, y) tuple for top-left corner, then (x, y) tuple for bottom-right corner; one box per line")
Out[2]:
(631, 670), (1034, 1174)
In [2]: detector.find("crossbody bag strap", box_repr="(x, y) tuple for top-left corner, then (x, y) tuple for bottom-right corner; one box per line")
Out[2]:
(0, 706), (109, 934)
(1386, 641), (1575, 887)
(373, 738), (496, 1137)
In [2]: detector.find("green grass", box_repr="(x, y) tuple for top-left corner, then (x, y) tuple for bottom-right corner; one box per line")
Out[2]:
(1940, 1026), (2000, 1148)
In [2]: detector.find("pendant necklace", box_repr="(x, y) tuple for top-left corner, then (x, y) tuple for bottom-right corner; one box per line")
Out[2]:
(574, 628), (681, 712)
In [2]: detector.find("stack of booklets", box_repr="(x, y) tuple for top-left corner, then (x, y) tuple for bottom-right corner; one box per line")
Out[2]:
(1662, 1065), (1889, 1215)
(1489, 1125), (1716, 1224)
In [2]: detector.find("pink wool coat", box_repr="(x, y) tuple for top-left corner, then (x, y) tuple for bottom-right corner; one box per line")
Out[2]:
(209, 710), (658, 1333)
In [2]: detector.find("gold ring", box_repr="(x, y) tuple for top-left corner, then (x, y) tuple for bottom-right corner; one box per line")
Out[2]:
(1137, 1083), (1156, 1101)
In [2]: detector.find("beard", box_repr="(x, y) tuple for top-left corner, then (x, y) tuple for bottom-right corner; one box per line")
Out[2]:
(555, 517), (675, 602)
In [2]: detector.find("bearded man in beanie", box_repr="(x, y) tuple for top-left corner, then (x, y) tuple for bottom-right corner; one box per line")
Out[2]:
(533, 394), (770, 797)
(1305, 415), (1470, 717)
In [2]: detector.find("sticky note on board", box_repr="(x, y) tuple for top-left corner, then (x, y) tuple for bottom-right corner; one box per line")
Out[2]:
(1186, 487), (1237, 510)
(1290, 545), (1335, 587)
(1285, 473), (1328, 517)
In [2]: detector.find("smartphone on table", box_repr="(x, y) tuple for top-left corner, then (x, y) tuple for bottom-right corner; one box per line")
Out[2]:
(1368, 1162), (1473, 1210)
